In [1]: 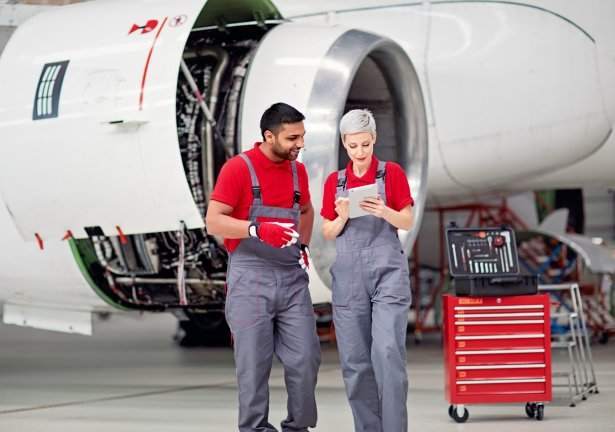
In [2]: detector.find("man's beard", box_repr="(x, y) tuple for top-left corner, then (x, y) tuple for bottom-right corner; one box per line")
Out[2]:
(272, 138), (300, 161)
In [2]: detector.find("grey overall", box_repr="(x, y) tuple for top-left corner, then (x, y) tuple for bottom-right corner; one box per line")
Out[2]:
(225, 153), (321, 432)
(331, 161), (412, 432)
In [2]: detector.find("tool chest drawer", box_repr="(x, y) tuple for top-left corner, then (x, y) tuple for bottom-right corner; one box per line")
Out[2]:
(454, 334), (546, 350)
(455, 364), (547, 380)
(456, 322), (545, 335)
(456, 350), (546, 365)
(443, 294), (552, 405)
(455, 379), (547, 396)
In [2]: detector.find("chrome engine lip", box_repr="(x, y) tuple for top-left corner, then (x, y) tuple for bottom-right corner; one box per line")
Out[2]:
(303, 29), (428, 286)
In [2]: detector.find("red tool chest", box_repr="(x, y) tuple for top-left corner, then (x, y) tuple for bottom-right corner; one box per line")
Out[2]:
(443, 294), (552, 422)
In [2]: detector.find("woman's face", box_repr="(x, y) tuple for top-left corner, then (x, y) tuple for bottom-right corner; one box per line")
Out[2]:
(343, 132), (375, 170)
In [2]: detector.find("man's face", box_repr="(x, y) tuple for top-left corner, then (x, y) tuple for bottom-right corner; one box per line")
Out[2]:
(266, 122), (306, 161)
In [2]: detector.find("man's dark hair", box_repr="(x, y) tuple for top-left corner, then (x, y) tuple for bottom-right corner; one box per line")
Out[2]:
(260, 102), (305, 139)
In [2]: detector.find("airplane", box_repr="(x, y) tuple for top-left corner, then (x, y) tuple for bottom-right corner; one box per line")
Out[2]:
(0, 0), (613, 340)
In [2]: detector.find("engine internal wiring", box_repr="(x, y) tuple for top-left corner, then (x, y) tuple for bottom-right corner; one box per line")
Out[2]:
(76, 26), (269, 311)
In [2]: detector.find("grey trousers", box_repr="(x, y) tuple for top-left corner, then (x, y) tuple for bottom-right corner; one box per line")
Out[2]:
(332, 244), (411, 432)
(226, 265), (321, 432)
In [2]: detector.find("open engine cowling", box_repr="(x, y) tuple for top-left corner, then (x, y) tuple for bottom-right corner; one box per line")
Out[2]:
(0, 0), (427, 319)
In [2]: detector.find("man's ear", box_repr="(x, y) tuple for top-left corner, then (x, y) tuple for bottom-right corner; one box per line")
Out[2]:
(264, 130), (275, 144)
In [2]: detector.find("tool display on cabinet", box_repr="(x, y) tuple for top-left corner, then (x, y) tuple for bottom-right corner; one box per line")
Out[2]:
(445, 222), (537, 296)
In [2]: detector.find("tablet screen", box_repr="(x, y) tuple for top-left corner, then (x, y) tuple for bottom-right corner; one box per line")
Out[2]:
(347, 183), (378, 219)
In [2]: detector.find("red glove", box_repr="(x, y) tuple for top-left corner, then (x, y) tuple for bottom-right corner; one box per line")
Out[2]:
(299, 245), (310, 271)
(252, 222), (299, 248)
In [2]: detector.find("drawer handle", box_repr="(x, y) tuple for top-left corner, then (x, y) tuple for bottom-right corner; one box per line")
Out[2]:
(456, 378), (546, 385)
(456, 364), (546, 370)
(455, 334), (544, 340)
(455, 320), (544, 325)
(455, 305), (544, 311)
(456, 348), (545, 355)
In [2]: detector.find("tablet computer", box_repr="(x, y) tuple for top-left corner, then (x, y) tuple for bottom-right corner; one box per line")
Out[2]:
(348, 183), (378, 219)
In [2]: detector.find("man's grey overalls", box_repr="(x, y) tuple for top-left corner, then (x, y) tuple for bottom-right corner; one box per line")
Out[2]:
(331, 161), (412, 432)
(225, 153), (321, 432)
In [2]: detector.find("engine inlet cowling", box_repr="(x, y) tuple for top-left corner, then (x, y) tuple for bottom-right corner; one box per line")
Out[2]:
(240, 23), (428, 289)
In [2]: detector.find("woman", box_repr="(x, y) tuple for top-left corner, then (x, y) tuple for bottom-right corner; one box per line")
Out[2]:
(321, 109), (414, 432)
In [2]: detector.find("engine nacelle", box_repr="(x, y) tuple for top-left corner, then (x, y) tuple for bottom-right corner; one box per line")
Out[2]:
(240, 22), (427, 287)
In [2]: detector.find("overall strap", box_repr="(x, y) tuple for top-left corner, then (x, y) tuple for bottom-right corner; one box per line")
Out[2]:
(239, 153), (262, 206)
(240, 153), (301, 209)
(336, 169), (347, 193)
(375, 160), (387, 197)
(336, 162), (385, 196)
(290, 161), (301, 210)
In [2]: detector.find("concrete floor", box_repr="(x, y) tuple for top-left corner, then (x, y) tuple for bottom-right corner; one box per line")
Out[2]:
(0, 312), (613, 432)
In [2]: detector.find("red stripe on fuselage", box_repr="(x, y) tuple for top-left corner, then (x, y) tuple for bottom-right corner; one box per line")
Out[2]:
(139, 17), (168, 110)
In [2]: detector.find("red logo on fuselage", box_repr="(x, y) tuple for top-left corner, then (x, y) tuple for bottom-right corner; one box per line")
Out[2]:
(128, 20), (159, 35)
(169, 15), (187, 27)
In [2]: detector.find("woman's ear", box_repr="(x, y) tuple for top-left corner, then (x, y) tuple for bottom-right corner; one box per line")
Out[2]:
(372, 131), (377, 145)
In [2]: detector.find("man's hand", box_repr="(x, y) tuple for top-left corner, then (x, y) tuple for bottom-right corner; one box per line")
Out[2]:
(299, 245), (310, 272)
(252, 222), (299, 248)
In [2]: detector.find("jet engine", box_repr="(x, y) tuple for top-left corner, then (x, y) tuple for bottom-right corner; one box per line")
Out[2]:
(0, 0), (427, 334)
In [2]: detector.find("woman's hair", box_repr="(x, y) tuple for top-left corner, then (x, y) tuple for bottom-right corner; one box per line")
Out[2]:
(339, 109), (376, 139)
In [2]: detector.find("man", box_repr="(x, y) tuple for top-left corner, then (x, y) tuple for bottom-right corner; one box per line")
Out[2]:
(321, 109), (414, 432)
(206, 102), (321, 432)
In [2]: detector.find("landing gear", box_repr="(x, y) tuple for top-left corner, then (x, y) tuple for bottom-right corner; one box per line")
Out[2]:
(174, 311), (230, 347)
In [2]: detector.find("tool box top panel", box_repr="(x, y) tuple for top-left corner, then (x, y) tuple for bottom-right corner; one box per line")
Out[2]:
(446, 225), (520, 278)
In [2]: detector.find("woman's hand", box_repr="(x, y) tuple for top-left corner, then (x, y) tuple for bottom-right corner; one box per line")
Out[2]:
(335, 197), (350, 221)
(323, 198), (351, 240)
(360, 194), (389, 218)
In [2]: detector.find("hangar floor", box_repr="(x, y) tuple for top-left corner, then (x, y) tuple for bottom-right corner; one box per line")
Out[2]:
(0, 312), (613, 432)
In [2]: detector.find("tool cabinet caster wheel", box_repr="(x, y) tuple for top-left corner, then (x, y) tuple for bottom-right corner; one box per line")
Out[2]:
(525, 402), (536, 418)
(448, 405), (454, 418)
(451, 406), (469, 423)
(535, 404), (544, 421)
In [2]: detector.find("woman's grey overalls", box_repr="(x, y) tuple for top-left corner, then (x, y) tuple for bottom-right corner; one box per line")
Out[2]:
(225, 153), (321, 432)
(331, 161), (412, 432)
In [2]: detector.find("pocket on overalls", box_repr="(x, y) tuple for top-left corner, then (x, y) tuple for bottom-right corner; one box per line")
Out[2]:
(225, 267), (260, 330)
(379, 246), (412, 302)
(331, 254), (355, 308)
(294, 269), (316, 317)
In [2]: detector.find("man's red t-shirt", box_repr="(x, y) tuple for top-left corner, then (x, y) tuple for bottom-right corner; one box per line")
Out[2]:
(210, 143), (311, 253)
(320, 155), (414, 221)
